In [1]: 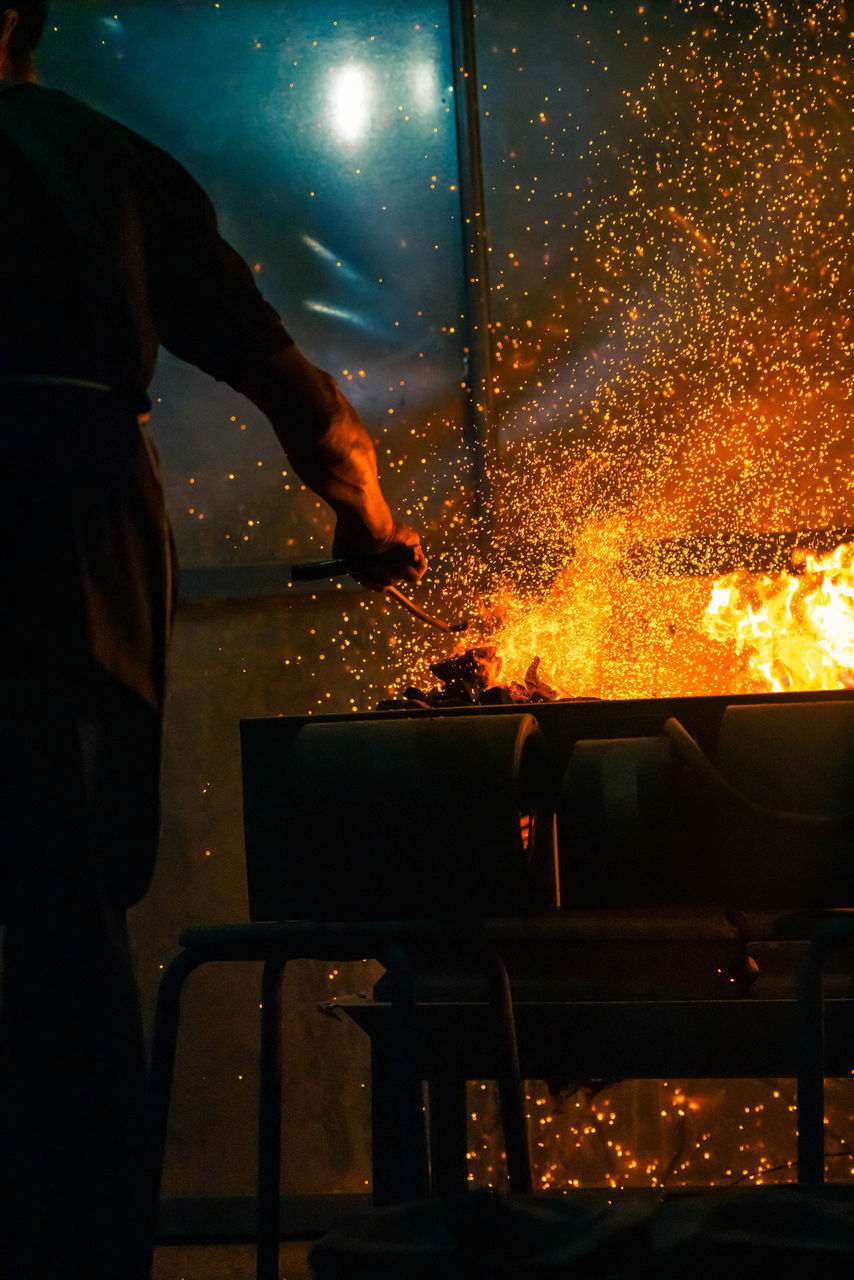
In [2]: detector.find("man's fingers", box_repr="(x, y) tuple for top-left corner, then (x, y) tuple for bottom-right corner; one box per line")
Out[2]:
(331, 517), (428, 588)
(401, 544), (428, 582)
(350, 545), (427, 590)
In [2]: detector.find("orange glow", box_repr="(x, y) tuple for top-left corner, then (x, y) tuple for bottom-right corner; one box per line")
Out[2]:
(474, 520), (624, 699)
(451, 515), (748, 703)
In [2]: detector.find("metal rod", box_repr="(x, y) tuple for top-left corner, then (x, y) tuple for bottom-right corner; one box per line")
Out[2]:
(427, 1078), (470, 1196)
(257, 958), (287, 1280)
(384, 585), (468, 632)
(291, 546), (420, 583)
(796, 940), (827, 1186)
(290, 559), (349, 582)
(449, 0), (498, 534)
(621, 528), (854, 580)
(145, 950), (209, 1276)
(380, 944), (431, 1202)
(478, 942), (533, 1194)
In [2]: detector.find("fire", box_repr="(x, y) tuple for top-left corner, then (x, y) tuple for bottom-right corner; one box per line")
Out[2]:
(703, 541), (854, 691)
(447, 515), (749, 704)
(477, 519), (625, 701)
(432, 529), (854, 705)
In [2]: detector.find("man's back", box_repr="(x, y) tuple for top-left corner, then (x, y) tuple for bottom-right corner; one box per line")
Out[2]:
(0, 82), (294, 707)
(0, 82), (290, 395)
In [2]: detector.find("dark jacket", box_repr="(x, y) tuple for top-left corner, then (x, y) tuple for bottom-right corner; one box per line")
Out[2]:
(0, 82), (292, 709)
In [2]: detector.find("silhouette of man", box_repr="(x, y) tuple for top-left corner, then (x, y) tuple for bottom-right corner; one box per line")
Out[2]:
(0, 5), (425, 1276)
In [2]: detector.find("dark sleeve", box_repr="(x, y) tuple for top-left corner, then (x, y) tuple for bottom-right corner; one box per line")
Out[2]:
(127, 130), (294, 385)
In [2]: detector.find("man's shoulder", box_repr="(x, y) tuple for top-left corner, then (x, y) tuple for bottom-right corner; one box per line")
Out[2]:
(4, 83), (169, 158)
(1, 81), (110, 126)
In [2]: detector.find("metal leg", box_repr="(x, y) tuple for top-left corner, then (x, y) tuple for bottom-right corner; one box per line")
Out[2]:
(370, 1023), (401, 1206)
(373, 944), (430, 1204)
(797, 939), (827, 1186)
(145, 948), (208, 1271)
(428, 1076), (470, 1196)
(479, 943), (533, 1194)
(257, 957), (287, 1280)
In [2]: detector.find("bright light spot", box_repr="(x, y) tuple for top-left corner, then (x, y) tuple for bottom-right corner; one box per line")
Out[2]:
(304, 300), (368, 328)
(329, 64), (373, 143)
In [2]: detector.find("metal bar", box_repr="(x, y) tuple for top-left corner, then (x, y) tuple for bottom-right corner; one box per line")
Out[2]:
(449, 0), (498, 530)
(178, 563), (318, 606)
(378, 943), (431, 1203)
(796, 940), (827, 1186)
(145, 949), (210, 1278)
(384, 584), (469, 633)
(290, 546), (420, 583)
(427, 1078), (470, 1196)
(479, 943), (533, 1194)
(257, 957), (288, 1280)
(369, 1028), (399, 1205)
(621, 528), (854, 580)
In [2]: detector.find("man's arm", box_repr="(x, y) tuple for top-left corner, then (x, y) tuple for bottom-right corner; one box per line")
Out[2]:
(129, 129), (424, 585)
(232, 344), (427, 589)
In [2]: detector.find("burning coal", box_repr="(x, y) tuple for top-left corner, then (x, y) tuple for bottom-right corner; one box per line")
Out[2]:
(377, 646), (564, 710)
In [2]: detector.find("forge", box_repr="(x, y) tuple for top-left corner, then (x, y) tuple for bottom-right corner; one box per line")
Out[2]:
(241, 687), (854, 1202)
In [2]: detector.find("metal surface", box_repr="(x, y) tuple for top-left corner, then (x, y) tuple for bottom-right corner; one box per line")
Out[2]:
(797, 941), (827, 1187)
(340, 994), (854, 1082)
(241, 712), (557, 922)
(258, 959), (287, 1280)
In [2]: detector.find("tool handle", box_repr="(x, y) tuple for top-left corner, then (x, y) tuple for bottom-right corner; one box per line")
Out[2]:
(290, 559), (348, 581)
(290, 546), (420, 582)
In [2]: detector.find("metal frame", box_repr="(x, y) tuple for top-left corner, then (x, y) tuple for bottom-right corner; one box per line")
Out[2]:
(146, 913), (854, 1272)
(340, 914), (854, 1196)
(146, 920), (532, 1280)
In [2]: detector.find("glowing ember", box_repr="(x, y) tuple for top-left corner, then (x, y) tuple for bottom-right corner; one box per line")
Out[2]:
(469, 519), (626, 700)
(704, 540), (854, 692)
(437, 515), (747, 704)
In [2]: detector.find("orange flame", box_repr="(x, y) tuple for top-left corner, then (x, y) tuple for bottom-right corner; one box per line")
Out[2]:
(703, 541), (854, 691)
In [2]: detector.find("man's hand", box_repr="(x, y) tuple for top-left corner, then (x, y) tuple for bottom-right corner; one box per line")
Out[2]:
(332, 515), (427, 590)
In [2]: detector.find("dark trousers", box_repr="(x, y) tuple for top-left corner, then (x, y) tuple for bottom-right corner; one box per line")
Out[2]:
(0, 675), (161, 1280)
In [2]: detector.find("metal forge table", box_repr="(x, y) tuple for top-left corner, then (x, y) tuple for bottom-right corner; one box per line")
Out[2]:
(239, 690), (854, 1199)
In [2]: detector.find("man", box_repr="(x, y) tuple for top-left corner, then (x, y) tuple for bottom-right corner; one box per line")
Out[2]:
(0, 4), (426, 1277)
